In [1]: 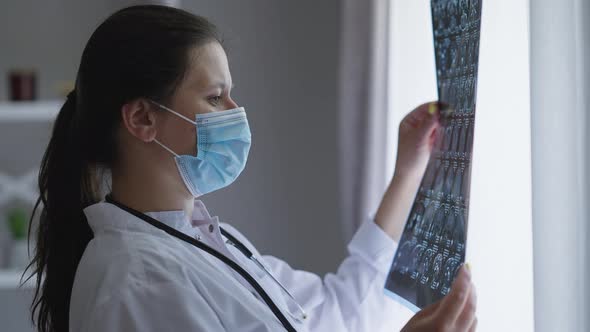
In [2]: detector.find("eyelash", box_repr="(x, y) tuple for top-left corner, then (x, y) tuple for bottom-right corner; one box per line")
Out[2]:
(208, 95), (222, 105)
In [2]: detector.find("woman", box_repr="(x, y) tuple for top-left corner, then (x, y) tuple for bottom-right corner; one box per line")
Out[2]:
(27, 5), (476, 332)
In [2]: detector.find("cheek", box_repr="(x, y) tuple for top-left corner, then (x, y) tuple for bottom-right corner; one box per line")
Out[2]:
(162, 121), (197, 156)
(178, 125), (197, 155)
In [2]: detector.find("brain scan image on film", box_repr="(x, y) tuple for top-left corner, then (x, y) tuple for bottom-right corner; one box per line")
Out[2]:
(384, 0), (482, 311)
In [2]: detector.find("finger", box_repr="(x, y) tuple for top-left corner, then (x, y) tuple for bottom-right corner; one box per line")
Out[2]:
(414, 298), (442, 318)
(407, 103), (441, 143)
(420, 109), (441, 142)
(403, 102), (438, 127)
(428, 123), (439, 148)
(455, 281), (477, 331)
(437, 102), (454, 118)
(421, 101), (450, 117)
(435, 264), (472, 322)
(468, 317), (478, 332)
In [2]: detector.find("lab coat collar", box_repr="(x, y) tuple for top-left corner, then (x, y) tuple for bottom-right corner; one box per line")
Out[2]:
(145, 199), (219, 230)
(84, 201), (163, 236)
(144, 210), (187, 231)
(190, 200), (217, 226)
(84, 199), (219, 237)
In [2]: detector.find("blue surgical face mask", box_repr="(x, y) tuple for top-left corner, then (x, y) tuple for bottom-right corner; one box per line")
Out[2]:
(149, 100), (251, 197)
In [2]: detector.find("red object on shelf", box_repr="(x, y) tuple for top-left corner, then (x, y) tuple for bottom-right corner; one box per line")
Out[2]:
(8, 69), (37, 101)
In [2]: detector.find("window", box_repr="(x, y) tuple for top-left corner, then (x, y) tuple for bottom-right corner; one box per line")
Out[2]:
(387, 1), (534, 330)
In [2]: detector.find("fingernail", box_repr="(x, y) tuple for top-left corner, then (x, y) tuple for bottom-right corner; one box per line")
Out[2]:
(428, 103), (437, 115)
(463, 263), (472, 278)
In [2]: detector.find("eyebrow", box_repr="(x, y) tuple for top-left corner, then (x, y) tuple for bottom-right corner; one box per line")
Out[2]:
(209, 82), (235, 90)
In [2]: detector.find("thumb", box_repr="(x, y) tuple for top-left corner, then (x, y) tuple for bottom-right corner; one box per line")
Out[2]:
(411, 102), (441, 147)
(436, 264), (472, 322)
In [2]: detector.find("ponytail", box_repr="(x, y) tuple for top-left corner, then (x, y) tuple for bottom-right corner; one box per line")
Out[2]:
(26, 90), (98, 332)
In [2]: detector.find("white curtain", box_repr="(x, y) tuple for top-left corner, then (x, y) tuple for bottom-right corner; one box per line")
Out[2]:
(338, 0), (391, 241)
(530, 0), (589, 330)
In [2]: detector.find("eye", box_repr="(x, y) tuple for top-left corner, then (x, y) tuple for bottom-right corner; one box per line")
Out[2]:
(208, 95), (222, 106)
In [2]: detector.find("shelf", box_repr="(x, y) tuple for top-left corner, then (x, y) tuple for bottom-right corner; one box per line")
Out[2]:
(0, 100), (62, 122)
(0, 169), (38, 206)
(0, 269), (34, 289)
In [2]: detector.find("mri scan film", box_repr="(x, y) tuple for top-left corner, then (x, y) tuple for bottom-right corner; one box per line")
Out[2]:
(384, 0), (482, 312)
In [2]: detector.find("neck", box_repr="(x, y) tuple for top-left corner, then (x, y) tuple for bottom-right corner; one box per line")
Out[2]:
(110, 163), (194, 218)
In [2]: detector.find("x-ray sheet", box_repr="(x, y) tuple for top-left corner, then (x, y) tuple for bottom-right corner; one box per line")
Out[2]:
(384, 0), (482, 312)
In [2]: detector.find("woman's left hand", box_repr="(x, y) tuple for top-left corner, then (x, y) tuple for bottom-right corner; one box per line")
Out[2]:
(394, 102), (441, 179)
(375, 102), (441, 241)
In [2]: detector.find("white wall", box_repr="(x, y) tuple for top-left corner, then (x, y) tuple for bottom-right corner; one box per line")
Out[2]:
(0, 1), (345, 331)
(181, 0), (346, 275)
(388, 1), (534, 331)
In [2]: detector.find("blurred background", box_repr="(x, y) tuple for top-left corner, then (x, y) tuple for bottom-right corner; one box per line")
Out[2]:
(0, 0), (588, 331)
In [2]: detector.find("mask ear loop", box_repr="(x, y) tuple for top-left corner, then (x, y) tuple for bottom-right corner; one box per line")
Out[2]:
(148, 99), (197, 125)
(147, 99), (196, 157)
(153, 139), (179, 157)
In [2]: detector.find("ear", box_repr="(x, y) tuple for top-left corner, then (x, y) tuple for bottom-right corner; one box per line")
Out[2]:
(120, 99), (158, 142)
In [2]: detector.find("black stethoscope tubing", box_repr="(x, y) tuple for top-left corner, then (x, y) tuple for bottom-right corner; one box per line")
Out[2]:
(104, 195), (297, 332)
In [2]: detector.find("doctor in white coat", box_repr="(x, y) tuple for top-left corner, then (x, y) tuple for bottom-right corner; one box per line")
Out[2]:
(27, 5), (476, 332)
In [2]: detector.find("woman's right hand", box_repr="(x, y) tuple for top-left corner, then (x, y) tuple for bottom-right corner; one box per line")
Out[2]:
(401, 265), (477, 332)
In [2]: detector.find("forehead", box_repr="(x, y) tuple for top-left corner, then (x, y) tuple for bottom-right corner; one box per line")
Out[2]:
(183, 42), (231, 90)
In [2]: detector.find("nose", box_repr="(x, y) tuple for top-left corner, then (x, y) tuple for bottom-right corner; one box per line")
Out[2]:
(225, 97), (239, 110)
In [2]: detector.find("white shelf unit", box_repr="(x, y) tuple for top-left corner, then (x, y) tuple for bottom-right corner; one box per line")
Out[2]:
(0, 269), (34, 289)
(0, 101), (58, 289)
(0, 100), (58, 205)
(0, 100), (61, 122)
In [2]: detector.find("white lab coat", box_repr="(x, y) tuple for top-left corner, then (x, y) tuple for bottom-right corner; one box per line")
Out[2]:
(69, 200), (413, 332)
